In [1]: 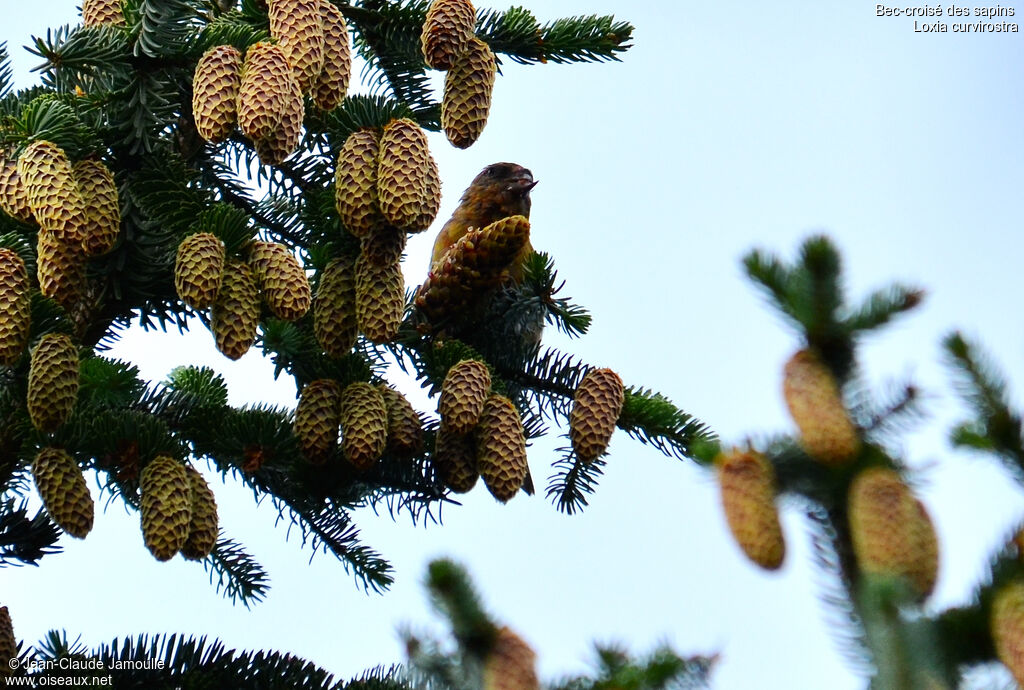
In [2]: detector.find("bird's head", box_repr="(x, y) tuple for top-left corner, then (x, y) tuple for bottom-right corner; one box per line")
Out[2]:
(466, 162), (538, 214)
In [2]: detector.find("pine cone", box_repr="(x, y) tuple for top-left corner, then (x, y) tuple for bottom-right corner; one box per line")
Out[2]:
(476, 394), (528, 502)
(483, 627), (539, 690)
(181, 465), (219, 561)
(269, 0), (325, 92)
(0, 606), (13, 679)
(992, 581), (1024, 686)
(294, 378), (342, 463)
(82, 0), (125, 27)
(237, 42), (297, 142)
(73, 159), (120, 256)
(27, 333), (80, 433)
(36, 230), (86, 309)
(254, 77), (304, 166)
(716, 449), (785, 571)
(438, 359), (491, 434)
(211, 260), (260, 360)
(249, 241), (311, 321)
(32, 447), (94, 539)
(0, 155), (33, 222)
(17, 141), (88, 243)
(192, 45), (243, 143)
(433, 427), (477, 492)
(314, 255), (358, 357)
(379, 385), (424, 457)
(783, 349), (860, 465)
(910, 498), (939, 598)
(421, 0), (476, 70)
(408, 154), (441, 234)
(334, 129), (383, 239)
(340, 382), (388, 470)
(313, 0), (352, 110)
(355, 254), (404, 344)
(140, 456), (192, 562)
(569, 367), (624, 463)
(0, 248), (31, 366)
(377, 118), (436, 231)
(175, 232), (225, 310)
(360, 224), (406, 267)
(441, 37), (496, 149)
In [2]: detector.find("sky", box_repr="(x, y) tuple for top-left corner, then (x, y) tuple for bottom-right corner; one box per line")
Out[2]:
(3, 2), (1024, 689)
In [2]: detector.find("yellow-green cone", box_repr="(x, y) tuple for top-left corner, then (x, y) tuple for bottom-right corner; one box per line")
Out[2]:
(421, 0), (476, 71)
(192, 45), (243, 143)
(254, 77), (304, 166)
(433, 427), (477, 492)
(355, 254), (403, 344)
(0, 249), (31, 366)
(211, 261), (260, 360)
(378, 385), (424, 457)
(0, 606), (13, 679)
(910, 498), (940, 598)
(140, 455), (192, 562)
(408, 155), (441, 234)
(36, 230), (85, 309)
(476, 394), (528, 503)
(377, 118), (436, 231)
(294, 378), (342, 463)
(438, 359), (491, 434)
(17, 141), (89, 243)
(0, 156), (33, 222)
(716, 449), (785, 571)
(314, 255), (358, 357)
(313, 0), (352, 110)
(82, 0), (125, 27)
(483, 626), (540, 690)
(441, 37), (496, 149)
(248, 241), (311, 321)
(783, 349), (860, 465)
(32, 447), (94, 539)
(340, 382), (388, 470)
(27, 333), (80, 433)
(569, 368), (624, 463)
(992, 581), (1024, 686)
(175, 232), (225, 310)
(73, 159), (120, 256)
(334, 129), (383, 239)
(269, 0), (325, 92)
(237, 42), (297, 142)
(181, 465), (219, 561)
(360, 224), (406, 267)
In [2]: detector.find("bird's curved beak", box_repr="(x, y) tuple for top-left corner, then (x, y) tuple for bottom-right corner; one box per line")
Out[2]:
(510, 172), (539, 194)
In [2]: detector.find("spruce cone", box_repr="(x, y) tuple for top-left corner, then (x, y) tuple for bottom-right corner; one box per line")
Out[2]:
(355, 254), (403, 344)
(360, 224), (406, 266)
(140, 456), (192, 562)
(17, 140), (88, 242)
(569, 367), (624, 463)
(175, 232), (225, 310)
(476, 394), (528, 502)
(0, 156), (33, 222)
(313, 0), (352, 110)
(82, 0), (125, 27)
(294, 378), (342, 463)
(377, 118), (436, 231)
(433, 427), (477, 492)
(910, 498), (940, 598)
(716, 449), (785, 571)
(409, 154), (441, 234)
(379, 385), (423, 457)
(421, 0), (476, 70)
(192, 45), (243, 143)
(36, 230), (85, 309)
(438, 359), (491, 434)
(340, 382), (388, 470)
(73, 159), (120, 256)
(211, 261), (260, 360)
(32, 447), (94, 539)
(0, 606), (13, 679)
(237, 42), (297, 142)
(992, 581), (1024, 686)
(0, 249), (31, 366)
(249, 241), (311, 321)
(334, 129), (383, 238)
(27, 333), (80, 433)
(441, 37), (496, 149)
(783, 349), (860, 465)
(269, 0), (325, 92)
(314, 255), (358, 357)
(254, 77), (304, 166)
(181, 465), (219, 561)
(483, 627), (539, 690)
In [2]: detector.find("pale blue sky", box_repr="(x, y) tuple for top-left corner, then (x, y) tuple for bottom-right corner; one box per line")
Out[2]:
(3, 3), (1023, 688)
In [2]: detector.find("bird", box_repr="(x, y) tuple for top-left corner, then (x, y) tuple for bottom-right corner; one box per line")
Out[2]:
(429, 162), (538, 278)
